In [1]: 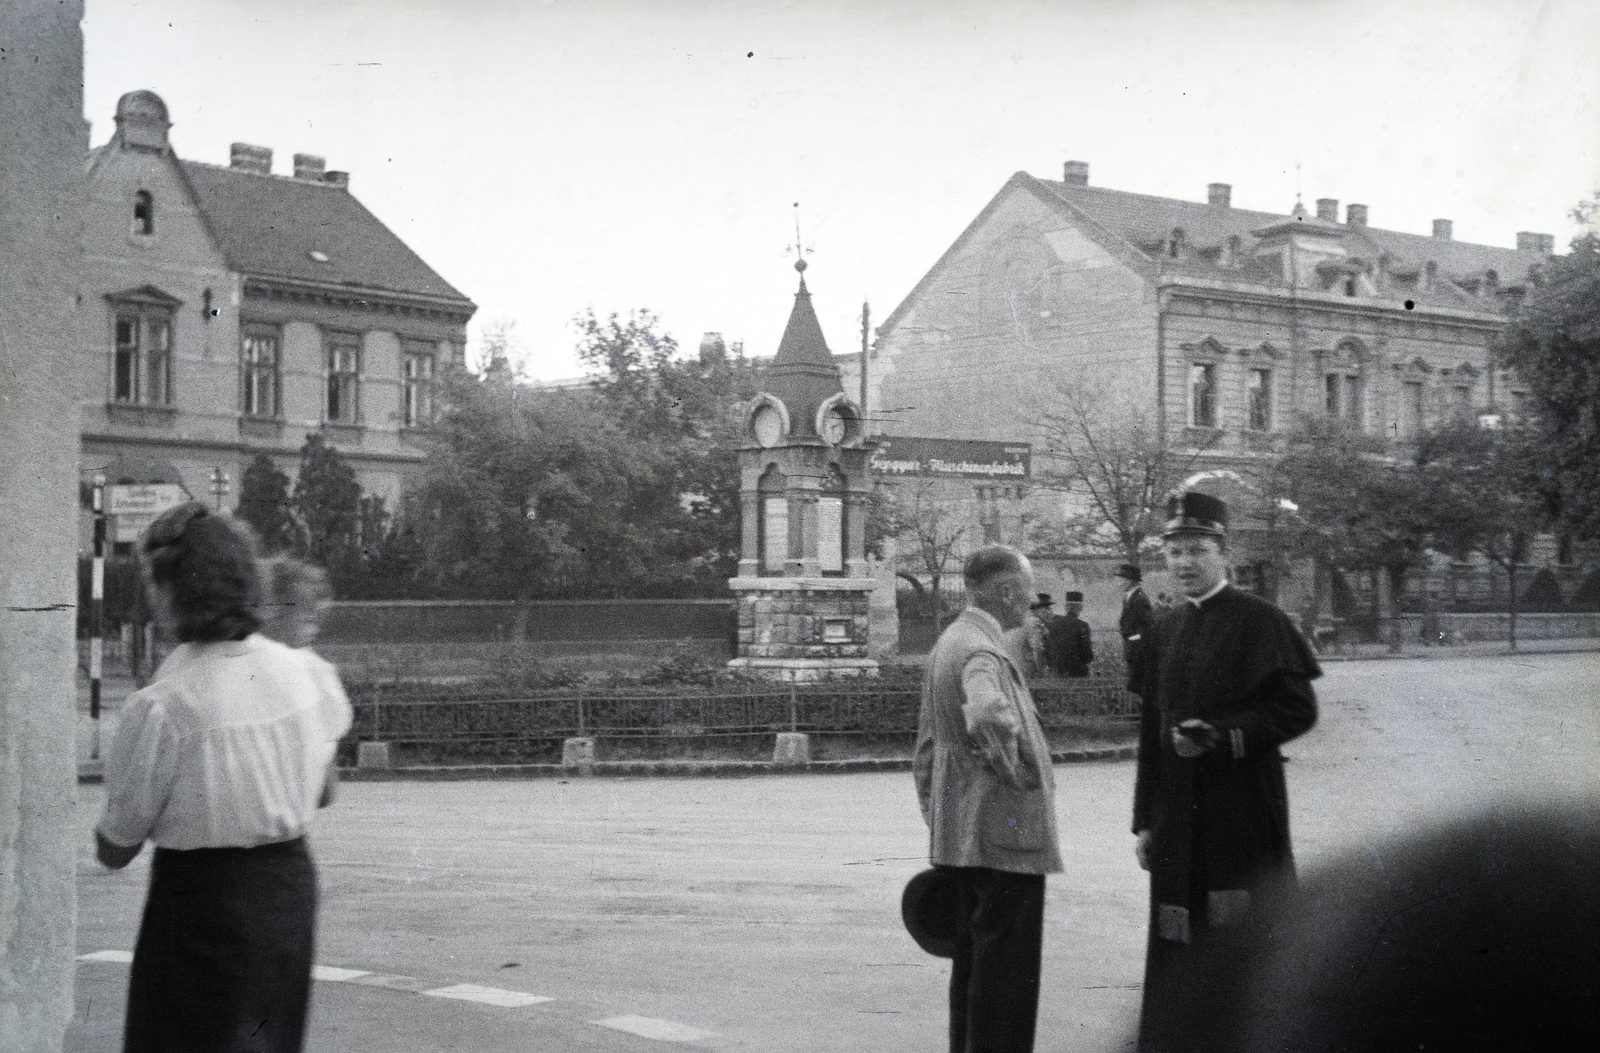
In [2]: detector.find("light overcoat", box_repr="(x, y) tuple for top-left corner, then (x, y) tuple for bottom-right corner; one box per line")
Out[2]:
(914, 608), (1064, 875)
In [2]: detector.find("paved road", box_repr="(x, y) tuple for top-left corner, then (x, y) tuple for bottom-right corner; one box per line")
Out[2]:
(68, 652), (1598, 1052)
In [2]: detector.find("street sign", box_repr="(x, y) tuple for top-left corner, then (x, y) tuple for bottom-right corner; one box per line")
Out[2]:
(869, 436), (1031, 480)
(108, 483), (189, 543)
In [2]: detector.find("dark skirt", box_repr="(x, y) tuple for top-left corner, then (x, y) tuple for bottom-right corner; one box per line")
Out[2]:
(124, 837), (318, 1053)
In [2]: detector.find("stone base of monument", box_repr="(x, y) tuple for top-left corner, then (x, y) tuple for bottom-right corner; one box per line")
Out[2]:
(727, 657), (879, 681)
(772, 732), (811, 766)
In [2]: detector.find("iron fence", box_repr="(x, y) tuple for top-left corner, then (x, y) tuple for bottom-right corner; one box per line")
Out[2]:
(343, 673), (1140, 764)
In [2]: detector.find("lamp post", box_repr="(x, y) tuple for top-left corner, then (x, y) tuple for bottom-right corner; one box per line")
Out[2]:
(208, 466), (231, 511)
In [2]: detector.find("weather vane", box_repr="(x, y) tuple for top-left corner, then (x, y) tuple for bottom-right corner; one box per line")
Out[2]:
(788, 201), (813, 273)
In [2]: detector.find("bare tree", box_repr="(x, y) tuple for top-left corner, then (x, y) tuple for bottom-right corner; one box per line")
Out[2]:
(872, 478), (970, 623)
(1033, 377), (1217, 561)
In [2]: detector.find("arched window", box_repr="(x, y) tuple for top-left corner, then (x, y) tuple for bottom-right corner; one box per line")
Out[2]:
(133, 190), (154, 235)
(758, 465), (788, 575)
(818, 465), (847, 575)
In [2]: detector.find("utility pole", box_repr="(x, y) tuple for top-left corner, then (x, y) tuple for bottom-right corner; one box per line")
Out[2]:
(859, 299), (870, 426)
(89, 472), (106, 760)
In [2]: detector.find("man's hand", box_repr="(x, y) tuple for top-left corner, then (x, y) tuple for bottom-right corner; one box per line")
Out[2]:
(1171, 719), (1220, 758)
(1135, 829), (1152, 871)
(95, 830), (142, 870)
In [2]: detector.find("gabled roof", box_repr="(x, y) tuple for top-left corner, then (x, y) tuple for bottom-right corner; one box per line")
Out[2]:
(179, 161), (473, 308)
(1042, 179), (1550, 286)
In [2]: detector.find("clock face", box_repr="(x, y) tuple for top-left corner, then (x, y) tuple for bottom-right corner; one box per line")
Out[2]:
(752, 404), (784, 447)
(820, 406), (848, 445)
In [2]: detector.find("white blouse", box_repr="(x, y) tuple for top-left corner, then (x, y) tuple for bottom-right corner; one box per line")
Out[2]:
(97, 634), (353, 851)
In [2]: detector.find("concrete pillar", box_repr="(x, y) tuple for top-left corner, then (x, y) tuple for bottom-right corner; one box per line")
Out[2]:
(561, 737), (596, 774)
(773, 732), (811, 766)
(356, 741), (393, 769)
(0, 2), (87, 1048)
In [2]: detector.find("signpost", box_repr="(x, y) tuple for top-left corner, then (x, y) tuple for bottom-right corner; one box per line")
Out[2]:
(108, 483), (189, 544)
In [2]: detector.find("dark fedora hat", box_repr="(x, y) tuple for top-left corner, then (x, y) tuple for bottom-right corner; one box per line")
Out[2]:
(1115, 562), (1142, 582)
(901, 868), (959, 958)
(1031, 592), (1054, 610)
(1163, 491), (1228, 539)
(1064, 591), (1084, 603)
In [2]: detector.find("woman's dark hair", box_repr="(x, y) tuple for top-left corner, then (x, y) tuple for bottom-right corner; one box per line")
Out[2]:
(142, 502), (263, 642)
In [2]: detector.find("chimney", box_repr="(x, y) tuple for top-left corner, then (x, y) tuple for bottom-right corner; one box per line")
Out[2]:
(321, 170), (350, 190)
(229, 142), (272, 174)
(1207, 183), (1232, 208)
(1062, 160), (1089, 186)
(1346, 204), (1368, 229)
(293, 153), (326, 181)
(699, 332), (726, 356)
(1432, 219), (1453, 240)
(1516, 232), (1554, 255)
(1316, 198), (1339, 222)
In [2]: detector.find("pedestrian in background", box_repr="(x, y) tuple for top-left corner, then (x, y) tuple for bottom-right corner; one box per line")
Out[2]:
(94, 502), (352, 1053)
(1023, 592), (1054, 678)
(1116, 563), (1154, 695)
(1129, 492), (1320, 1053)
(1046, 590), (1093, 677)
(914, 545), (1063, 1053)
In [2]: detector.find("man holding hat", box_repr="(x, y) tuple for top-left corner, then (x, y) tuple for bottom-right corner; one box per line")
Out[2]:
(1115, 563), (1154, 695)
(1130, 491), (1321, 1053)
(913, 545), (1062, 1053)
(1045, 591), (1093, 678)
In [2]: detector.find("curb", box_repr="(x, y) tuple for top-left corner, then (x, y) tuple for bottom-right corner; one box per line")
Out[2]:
(75, 744), (1139, 785)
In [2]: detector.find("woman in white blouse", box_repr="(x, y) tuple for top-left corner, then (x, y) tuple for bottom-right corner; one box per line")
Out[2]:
(95, 502), (352, 1053)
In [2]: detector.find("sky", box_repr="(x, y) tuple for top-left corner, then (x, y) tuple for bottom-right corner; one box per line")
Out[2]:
(83, 0), (1600, 381)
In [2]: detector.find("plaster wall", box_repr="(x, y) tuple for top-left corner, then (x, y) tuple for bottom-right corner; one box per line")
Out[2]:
(0, 2), (86, 1047)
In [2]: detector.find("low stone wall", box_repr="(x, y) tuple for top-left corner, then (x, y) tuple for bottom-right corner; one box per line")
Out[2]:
(1395, 611), (1600, 644)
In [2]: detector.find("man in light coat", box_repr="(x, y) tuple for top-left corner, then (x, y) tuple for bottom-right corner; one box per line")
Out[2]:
(914, 546), (1064, 1053)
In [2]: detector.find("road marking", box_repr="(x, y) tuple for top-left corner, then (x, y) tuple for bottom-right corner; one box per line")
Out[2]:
(77, 950), (133, 964)
(423, 983), (553, 1008)
(348, 972), (438, 993)
(592, 1015), (719, 1043)
(312, 965), (371, 982)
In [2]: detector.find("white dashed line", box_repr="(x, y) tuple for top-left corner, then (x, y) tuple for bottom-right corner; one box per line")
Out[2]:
(77, 950), (134, 964)
(592, 1015), (719, 1043)
(348, 972), (437, 994)
(311, 965), (371, 982)
(423, 983), (554, 1008)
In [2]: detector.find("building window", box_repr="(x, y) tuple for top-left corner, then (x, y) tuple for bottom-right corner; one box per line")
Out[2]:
(1453, 385), (1472, 417)
(402, 344), (435, 428)
(1400, 380), (1425, 439)
(133, 191), (154, 236)
(241, 326), (280, 417)
(1248, 368), (1272, 431)
(1326, 373), (1363, 426)
(112, 308), (172, 405)
(1190, 363), (1216, 427)
(326, 333), (361, 423)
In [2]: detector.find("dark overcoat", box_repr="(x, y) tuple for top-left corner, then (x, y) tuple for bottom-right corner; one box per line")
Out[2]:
(1045, 613), (1093, 677)
(1119, 585), (1154, 692)
(1131, 585), (1319, 1052)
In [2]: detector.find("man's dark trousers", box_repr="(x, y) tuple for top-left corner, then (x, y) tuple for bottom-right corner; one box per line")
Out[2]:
(946, 866), (1047, 1053)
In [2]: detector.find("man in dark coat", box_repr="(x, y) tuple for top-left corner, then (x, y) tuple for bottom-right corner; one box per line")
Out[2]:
(1130, 492), (1320, 1053)
(1045, 591), (1093, 677)
(1116, 563), (1154, 695)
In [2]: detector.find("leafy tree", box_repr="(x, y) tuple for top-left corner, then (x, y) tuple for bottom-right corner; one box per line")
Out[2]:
(234, 454), (300, 553)
(291, 434), (362, 587)
(1495, 195), (1600, 544)
(1415, 421), (1558, 650)
(1033, 376), (1218, 561)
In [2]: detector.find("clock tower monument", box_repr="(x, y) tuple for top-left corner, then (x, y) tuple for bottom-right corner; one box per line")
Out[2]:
(729, 260), (877, 679)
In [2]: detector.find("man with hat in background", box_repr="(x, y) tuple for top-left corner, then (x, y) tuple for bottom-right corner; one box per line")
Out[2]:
(1130, 491), (1321, 1053)
(1116, 563), (1154, 696)
(1023, 593), (1055, 679)
(1045, 591), (1093, 678)
(913, 545), (1062, 1053)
